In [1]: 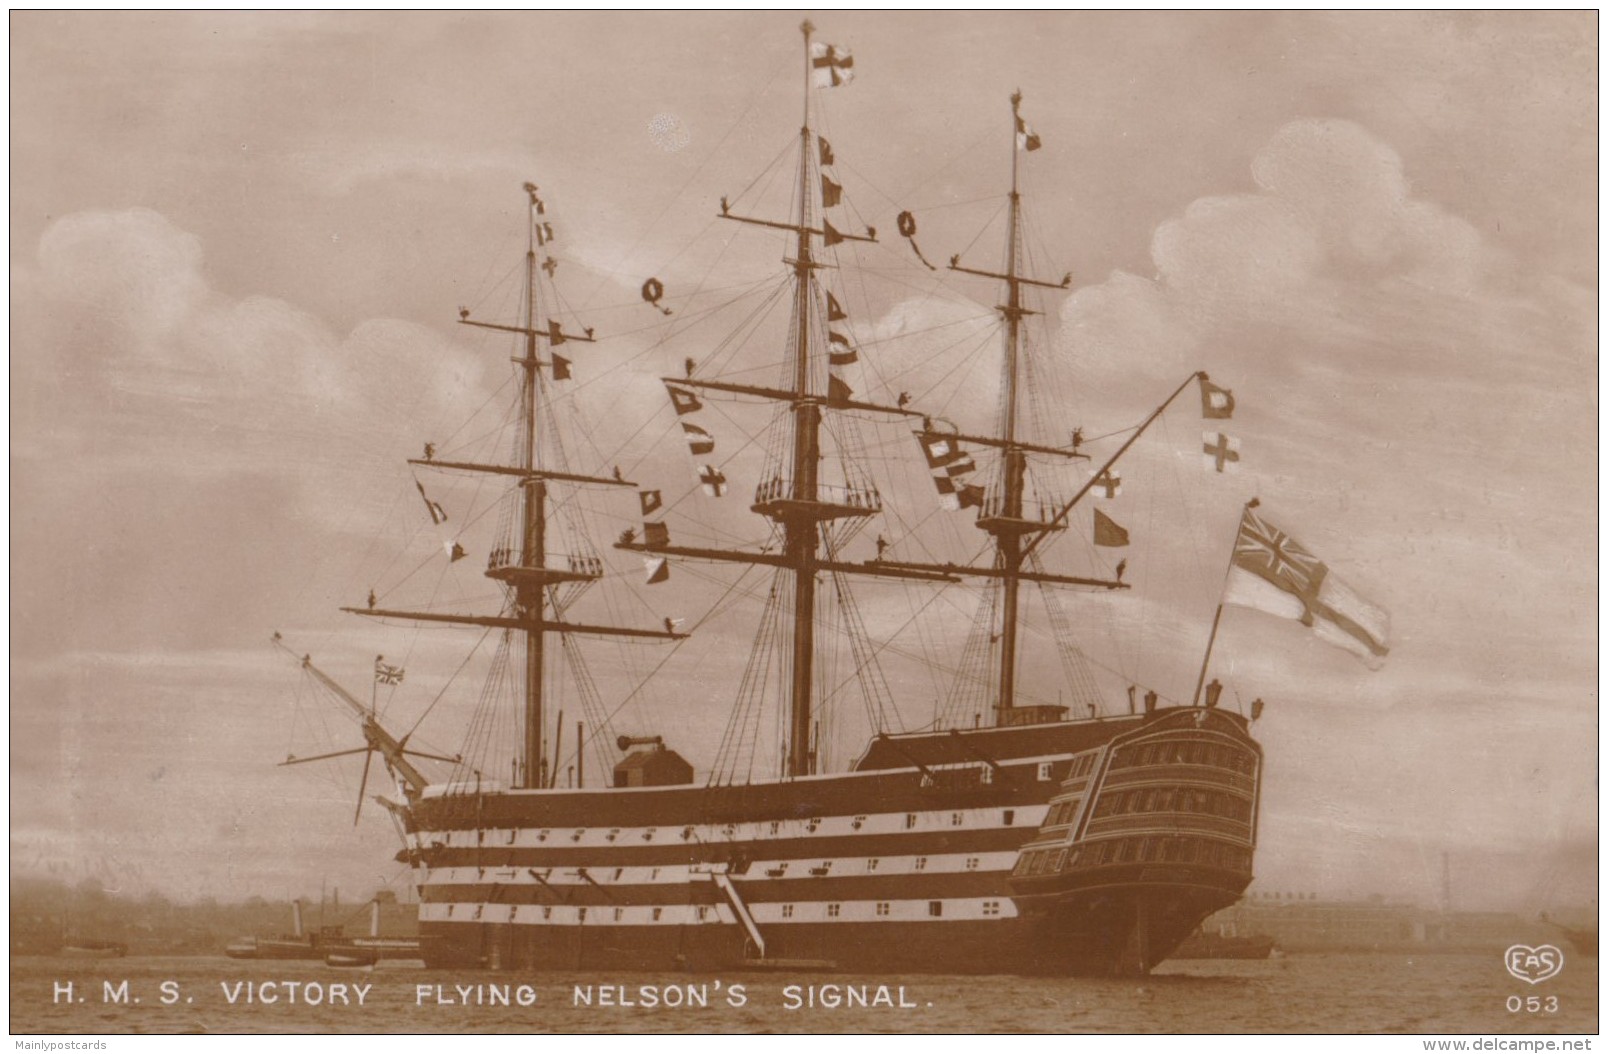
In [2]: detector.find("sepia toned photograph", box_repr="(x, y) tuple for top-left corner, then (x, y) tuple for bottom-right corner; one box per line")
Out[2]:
(10, 10), (1597, 1039)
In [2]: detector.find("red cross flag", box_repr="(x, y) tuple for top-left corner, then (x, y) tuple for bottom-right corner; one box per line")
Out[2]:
(698, 464), (727, 498)
(1223, 506), (1390, 668)
(1203, 432), (1241, 473)
(810, 42), (855, 88)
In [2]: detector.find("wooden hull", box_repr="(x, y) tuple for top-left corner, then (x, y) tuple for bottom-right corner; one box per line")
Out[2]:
(402, 708), (1260, 976)
(418, 908), (1206, 975)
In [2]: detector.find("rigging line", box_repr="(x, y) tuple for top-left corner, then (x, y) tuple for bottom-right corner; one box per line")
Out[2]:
(900, 192), (1008, 215)
(855, 310), (998, 350)
(830, 263), (983, 310)
(465, 251), (525, 320)
(556, 273), (800, 315)
(619, 389), (781, 533)
(432, 372), (519, 457)
(439, 387), (522, 464)
(710, 568), (783, 782)
(828, 123), (996, 221)
(874, 321), (999, 396)
(821, 567), (897, 733)
(559, 277), (782, 361)
(910, 324), (1004, 420)
(585, 560), (763, 755)
(957, 200), (1011, 262)
(849, 535), (1022, 672)
(323, 462), (414, 612)
(554, 636), (616, 782)
(380, 472), (509, 597)
(727, 136), (803, 218)
(691, 274), (796, 379)
(646, 230), (779, 352)
(380, 554), (458, 725)
(1149, 412), (1224, 632)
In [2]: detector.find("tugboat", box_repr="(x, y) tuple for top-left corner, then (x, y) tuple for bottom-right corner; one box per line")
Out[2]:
(224, 899), (331, 961)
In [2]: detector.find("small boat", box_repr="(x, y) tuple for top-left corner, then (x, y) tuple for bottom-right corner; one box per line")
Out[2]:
(324, 947), (379, 968)
(59, 939), (128, 959)
(224, 936), (259, 959)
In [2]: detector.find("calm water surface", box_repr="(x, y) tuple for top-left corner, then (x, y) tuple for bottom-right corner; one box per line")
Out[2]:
(10, 953), (1597, 1034)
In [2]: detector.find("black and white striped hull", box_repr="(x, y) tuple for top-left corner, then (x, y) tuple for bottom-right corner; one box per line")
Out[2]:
(401, 710), (1260, 975)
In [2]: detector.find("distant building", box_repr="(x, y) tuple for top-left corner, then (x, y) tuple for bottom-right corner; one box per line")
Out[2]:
(1204, 893), (1530, 951)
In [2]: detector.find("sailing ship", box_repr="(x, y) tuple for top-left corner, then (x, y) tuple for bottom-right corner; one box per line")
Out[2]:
(280, 23), (1387, 975)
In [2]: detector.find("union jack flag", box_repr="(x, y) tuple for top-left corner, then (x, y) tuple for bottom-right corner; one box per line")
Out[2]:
(1233, 508), (1327, 624)
(374, 656), (405, 686)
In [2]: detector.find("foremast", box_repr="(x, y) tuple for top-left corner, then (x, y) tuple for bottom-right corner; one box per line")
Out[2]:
(345, 183), (681, 791)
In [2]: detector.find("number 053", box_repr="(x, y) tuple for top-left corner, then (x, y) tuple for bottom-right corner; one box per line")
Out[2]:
(1507, 995), (1559, 1013)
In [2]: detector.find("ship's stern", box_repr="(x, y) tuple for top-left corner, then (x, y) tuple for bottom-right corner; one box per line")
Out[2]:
(1007, 706), (1262, 974)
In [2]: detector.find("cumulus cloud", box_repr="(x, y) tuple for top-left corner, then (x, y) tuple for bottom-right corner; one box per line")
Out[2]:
(1017, 117), (1594, 879)
(16, 208), (494, 488)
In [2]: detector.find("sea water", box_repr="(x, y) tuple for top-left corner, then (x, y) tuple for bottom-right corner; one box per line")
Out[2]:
(9, 952), (1597, 1034)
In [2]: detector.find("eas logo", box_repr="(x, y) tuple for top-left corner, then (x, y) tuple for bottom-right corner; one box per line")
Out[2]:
(1504, 944), (1565, 985)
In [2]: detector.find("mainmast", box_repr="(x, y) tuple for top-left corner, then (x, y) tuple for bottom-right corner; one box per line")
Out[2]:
(346, 183), (684, 791)
(617, 21), (949, 778)
(784, 21), (822, 779)
(518, 187), (548, 789)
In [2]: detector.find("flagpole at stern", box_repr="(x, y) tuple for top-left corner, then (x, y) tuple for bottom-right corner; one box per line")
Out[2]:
(1190, 497), (1259, 707)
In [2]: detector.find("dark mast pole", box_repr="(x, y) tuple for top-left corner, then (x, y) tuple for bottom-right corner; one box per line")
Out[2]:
(993, 91), (1029, 726)
(943, 92), (1083, 725)
(786, 19), (821, 778)
(626, 23), (931, 774)
(519, 183), (547, 790)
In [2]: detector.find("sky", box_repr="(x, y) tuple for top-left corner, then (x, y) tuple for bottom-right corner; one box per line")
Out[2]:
(9, 11), (1597, 914)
